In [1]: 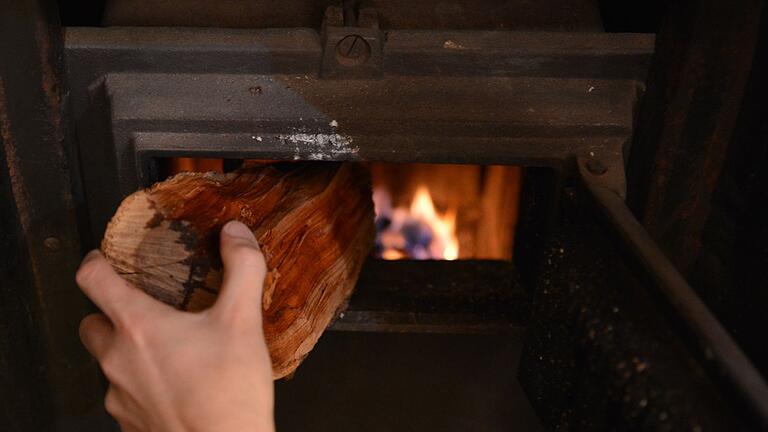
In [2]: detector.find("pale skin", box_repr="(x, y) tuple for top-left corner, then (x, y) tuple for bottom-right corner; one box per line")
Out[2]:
(76, 220), (275, 431)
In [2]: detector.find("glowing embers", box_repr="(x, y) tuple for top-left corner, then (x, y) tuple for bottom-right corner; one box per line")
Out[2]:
(374, 185), (459, 260)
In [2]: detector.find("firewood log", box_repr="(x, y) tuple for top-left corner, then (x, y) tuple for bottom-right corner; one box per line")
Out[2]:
(101, 163), (375, 379)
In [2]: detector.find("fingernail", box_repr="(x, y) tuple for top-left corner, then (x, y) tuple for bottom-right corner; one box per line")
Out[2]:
(223, 220), (256, 241)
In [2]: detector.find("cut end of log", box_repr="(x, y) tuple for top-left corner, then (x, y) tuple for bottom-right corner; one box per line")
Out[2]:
(102, 163), (375, 379)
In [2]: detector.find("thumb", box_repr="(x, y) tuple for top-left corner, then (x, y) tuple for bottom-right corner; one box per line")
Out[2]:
(212, 220), (267, 323)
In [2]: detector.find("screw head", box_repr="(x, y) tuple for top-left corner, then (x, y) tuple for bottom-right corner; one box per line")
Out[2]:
(44, 237), (61, 251)
(586, 159), (607, 176)
(335, 35), (371, 66)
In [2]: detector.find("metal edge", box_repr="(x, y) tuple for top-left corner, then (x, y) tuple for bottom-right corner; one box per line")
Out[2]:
(578, 157), (768, 428)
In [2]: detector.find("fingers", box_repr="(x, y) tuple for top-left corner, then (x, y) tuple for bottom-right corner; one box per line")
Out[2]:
(79, 313), (113, 359)
(76, 250), (162, 323)
(212, 221), (267, 321)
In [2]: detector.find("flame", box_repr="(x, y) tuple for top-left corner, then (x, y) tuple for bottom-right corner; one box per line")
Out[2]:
(374, 185), (459, 260)
(409, 186), (459, 260)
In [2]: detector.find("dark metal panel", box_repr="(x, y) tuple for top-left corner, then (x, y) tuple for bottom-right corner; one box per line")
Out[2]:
(63, 27), (654, 116)
(99, 0), (602, 31)
(0, 104), (53, 432)
(513, 167), (562, 290)
(66, 26), (649, 243)
(76, 72), (634, 238)
(626, 0), (764, 273)
(373, 0), (603, 31)
(0, 0), (112, 430)
(580, 161), (768, 428)
(688, 8), (768, 379)
(519, 214), (743, 430)
(133, 133), (626, 178)
(64, 27), (323, 118)
(104, 74), (636, 131)
(101, 0), (335, 28)
(384, 31), (654, 79)
(275, 332), (540, 431)
(330, 259), (528, 334)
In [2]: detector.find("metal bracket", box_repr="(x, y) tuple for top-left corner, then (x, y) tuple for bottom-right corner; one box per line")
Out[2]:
(577, 154), (627, 199)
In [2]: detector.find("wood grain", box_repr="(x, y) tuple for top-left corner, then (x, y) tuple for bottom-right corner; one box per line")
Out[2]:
(102, 163), (375, 379)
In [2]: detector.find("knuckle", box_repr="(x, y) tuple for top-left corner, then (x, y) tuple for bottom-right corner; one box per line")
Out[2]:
(78, 315), (92, 334)
(99, 353), (119, 382)
(75, 260), (101, 286)
(78, 315), (98, 341)
(118, 317), (146, 345)
(104, 389), (120, 416)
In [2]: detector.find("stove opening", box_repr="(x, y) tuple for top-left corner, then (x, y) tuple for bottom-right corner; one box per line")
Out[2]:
(159, 158), (522, 261)
(371, 163), (521, 261)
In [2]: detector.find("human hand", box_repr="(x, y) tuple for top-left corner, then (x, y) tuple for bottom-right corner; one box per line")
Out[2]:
(76, 220), (274, 432)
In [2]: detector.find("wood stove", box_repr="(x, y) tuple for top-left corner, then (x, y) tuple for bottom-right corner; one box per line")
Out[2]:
(1, 0), (767, 430)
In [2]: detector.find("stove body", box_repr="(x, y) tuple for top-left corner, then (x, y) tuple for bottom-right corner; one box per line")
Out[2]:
(1, 1), (767, 431)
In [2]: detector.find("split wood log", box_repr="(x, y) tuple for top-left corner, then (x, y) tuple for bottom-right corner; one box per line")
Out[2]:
(101, 163), (375, 379)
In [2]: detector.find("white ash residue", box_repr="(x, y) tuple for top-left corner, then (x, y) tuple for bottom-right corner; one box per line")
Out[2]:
(278, 133), (358, 161)
(443, 40), (467, 50)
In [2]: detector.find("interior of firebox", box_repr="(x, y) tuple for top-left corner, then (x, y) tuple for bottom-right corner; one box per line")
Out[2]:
(152, 157), (546, 428)
(158, 158), (525, 263)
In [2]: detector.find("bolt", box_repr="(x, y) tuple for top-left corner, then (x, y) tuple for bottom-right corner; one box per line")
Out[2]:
(586, 158), (607, 175)
(335, 35), (371, 66)
(44, 237), (61, 251)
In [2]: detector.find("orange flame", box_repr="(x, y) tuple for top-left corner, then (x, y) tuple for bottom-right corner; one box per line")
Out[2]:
(374, 185), (459, 260)
(409, 186), (459, 260)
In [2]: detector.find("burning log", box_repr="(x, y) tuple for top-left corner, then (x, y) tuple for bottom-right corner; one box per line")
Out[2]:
(101, 163), (375, 379)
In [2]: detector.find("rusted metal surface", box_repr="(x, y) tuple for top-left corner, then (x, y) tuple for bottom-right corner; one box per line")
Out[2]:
(581, 161), (768, 428)
(626, 0), (764, 274)
(0, 0), (111, 430)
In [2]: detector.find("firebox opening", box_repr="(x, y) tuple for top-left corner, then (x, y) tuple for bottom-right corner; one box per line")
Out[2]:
(370, 163), (522, 261)
(156, 158), (523, 262)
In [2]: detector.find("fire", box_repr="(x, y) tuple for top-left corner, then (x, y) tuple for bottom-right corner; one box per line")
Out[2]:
(410, 187), (459, 260)
(373, 185), (459, 260)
